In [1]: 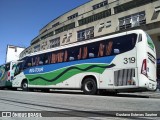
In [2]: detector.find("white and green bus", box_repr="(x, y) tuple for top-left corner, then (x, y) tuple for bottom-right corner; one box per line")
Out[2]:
(12, 30), (157, 94)
(0, 61), (17, 89)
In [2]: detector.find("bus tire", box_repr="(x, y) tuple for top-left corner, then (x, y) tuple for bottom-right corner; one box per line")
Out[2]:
(21, 80), (28, 91)
(82, 77), (97, 95)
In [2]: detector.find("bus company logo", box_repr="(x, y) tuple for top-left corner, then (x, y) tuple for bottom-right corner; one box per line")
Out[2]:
(29, 67), (44, 73)
(2, 112), (11, 117)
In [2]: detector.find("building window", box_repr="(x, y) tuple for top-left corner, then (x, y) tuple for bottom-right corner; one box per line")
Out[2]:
(55, 22), (75, 34)
(114, 0), (158, 14)
(92, 0), (108, 10)
(41, 31), (53, 40)
(34, 44), (40, 52)
(52, 22), (59, 28)
(139, 13), (146, 25)
(31, 39), (40, 45)
(41, 29), (47, 34)
(77, 27), (94, 41)
(118, 11), (146, 30)
(78, 9), (111, 26)
(50, 37), (60, 48)
(68, 13), (78, 20)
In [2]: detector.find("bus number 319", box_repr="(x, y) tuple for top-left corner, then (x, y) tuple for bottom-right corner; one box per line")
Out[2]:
(124, 57), (136, 64)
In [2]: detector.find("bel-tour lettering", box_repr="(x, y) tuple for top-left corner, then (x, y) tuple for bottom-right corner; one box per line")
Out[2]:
(29, 67), (44, 73)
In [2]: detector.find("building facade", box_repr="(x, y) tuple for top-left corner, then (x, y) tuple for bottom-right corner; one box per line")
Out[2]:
(6, 45), (25, 63)
(20, 0), (160, 60)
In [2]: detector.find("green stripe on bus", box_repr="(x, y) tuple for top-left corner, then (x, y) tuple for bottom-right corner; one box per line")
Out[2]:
(26, 64), (113, 85)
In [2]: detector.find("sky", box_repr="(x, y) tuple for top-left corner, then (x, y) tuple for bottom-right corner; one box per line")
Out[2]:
(0, 0), (90, 65)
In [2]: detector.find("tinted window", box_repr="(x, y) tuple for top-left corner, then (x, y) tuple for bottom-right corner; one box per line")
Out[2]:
(5, 63), (10, 71)
(112, 34), (137, 54)
(88, 42), (99, 58)
(14, 62), (24, 76)
(21, 34), (137, 68)
(23, 57), (31, 69)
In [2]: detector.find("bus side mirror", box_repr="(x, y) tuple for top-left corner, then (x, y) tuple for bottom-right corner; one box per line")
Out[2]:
(114, 49), (120, 54)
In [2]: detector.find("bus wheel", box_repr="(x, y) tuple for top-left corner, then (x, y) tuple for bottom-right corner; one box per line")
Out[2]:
(21, 80), (28, 91)
(82, 78), (97, 95)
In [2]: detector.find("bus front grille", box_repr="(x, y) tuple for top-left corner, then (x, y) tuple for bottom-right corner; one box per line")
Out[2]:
(114, 69), (135, 86)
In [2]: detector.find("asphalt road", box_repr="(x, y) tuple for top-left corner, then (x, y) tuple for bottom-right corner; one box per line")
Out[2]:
(0, 90), (159, 120)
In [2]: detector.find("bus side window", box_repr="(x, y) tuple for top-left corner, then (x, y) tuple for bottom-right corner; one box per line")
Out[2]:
(112, 34), (137, 55)
(57, 51), (64, 63)
(14, 62), (23, 76)
(64, 50), (68, 62)
(88, 42), (99, 58)
(39, 54), (44, 65)
(105, 41), (113, 56)
(98, 43), (105, 57)
(51, 53), (55, 63)
(82, 46), (88, 59)
(25, 57), (32, 69)
(28, 63), (32, 67)
(68, 48), (76, 61)
(43, 53), (49, 64)
(35, 56), (40, 66)
(14, 65), (20, 76)
(77, 46), (89, 60)
(112, 37), (123, 54)
(78, 47), (82, 60)
(5, 63), (10, 71)
(12, 64), (16, 70)
(31, 57), (35, 66)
